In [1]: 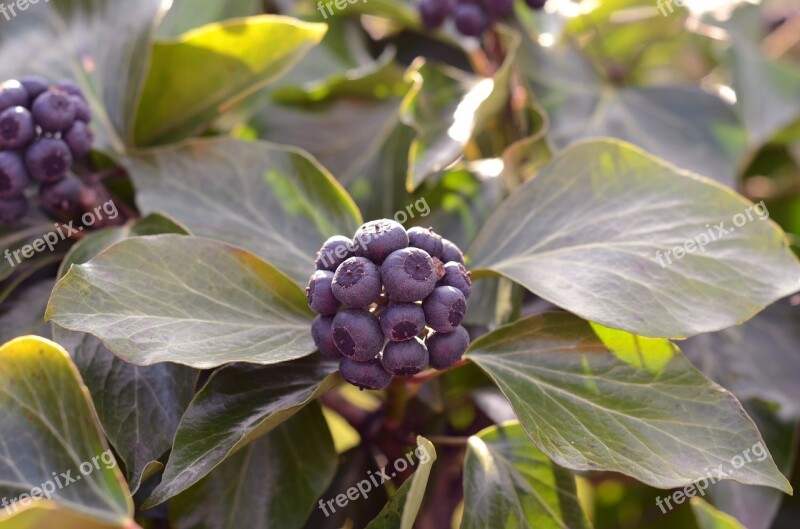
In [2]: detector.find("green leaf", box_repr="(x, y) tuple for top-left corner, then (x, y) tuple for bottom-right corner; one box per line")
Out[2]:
(364, 436), (437, 529)
(52, 215), (197, 493)
(466, 312), (792, 492)
(518, 27), (744, 187)
(168, 403), (337, 529)
(46, 234), (315, 368)
(157, 0), (262, 37)
(468, 139), (800, 338)
(124, 137), (362, 286)
(134, 16), (327, 146)
(0, 336), (133, 526)
(684, 298), (800, 420)
(462, 422), (590, 529)
(0, 1), (164, 152)
(143, 356), (339, 507)
(691, 498), (746, 529)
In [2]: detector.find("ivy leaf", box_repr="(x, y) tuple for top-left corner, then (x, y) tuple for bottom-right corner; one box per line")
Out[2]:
(462, 422), (590, 529)
(124, 137), (362, 286)
(691, 498), (747, 529)
(0, 336), (133, 526)
(168, 403), (337, 529)
(143, 356), (339, 507)
(466, 312), (792, 492)
(52, 214), (197, 493)
(134, 16), (327, 146)
(46, 234), (315, 368)
(469, 139), (800, 338)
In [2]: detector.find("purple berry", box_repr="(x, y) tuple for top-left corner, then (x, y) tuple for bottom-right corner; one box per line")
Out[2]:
(454, 3), (489, 36)
(353, 218), (409, 264)
(0, 151), (29, 199)
(426, 326), (469, 370)
(0, 196), (28, 224)
(306, 270), (340, 315)
(25, 138), (73, 183)
(382, 338), (429, 376)
(525, 0), (546, 9)
(419, 0), (452, 29)
(311, 315), (341, 359)
(441, 238), (465, 265)
(39, 174), (83, 215)
(64, 121), (94, 158)
(332, 256), (382, 309)
(70, 95), (91, 123)
(379, 302), (426, 341)
(339, 357), (392, 390)
(439, 261), (472, 298)
(316, 235), (355, 271)
(0, 80), (29, 112)
(56, 80), (86, 99)
(19, 77), (49, 100)
(331, 309), (385, 361)
(407, 226), (443, 258)
(483, 0), (513, 17)
(382, 247), (438, 302)
(0, 106), (36, 149)
(32, 90), (76, 132)
(422, 286), (466, 333)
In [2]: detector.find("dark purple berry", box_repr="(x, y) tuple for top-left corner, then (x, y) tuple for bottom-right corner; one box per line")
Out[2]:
(0, 151), (29, 199)
(441, 238), (465, 265)
(19, 76), (49, 100)
(64, 121), (94, 158)
(331, 309), (384, 361)
(306, 270), (340, 315)
(407, 226), (443, 258)
(426, 326), (469, 370)
(32, 90), (76, 132)
(353, 218), (409, 264)
(454, 3), (489, 37)
(0, 80), (29, 112)
(339, 357), (392, 390)
(422, 286), (466, 333)
(382, 338), (429, 376)
(419, 0), (451, 29)
(332, 256), (382, 308)
(439, 261), (472, 298)
(70, 95), (91, 123)
(25, 138), (73, 183)
(380, 302), (426, 341)
(525, 0), (546, 9)
(382, 247), (438, 302)
(311, 315), (341, 359)
(315, 235), (355, 271)
(483, 0), (513, 17)
(56, 80), (86, 99)
(39, 174), (82, 215)
(0, 106), (35, 149)
(0, 196), (28, 224)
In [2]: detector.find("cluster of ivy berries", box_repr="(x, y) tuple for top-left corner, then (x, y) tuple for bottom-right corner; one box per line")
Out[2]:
(0, 77), (94, 224)
(420, 0), (547, 36)
(307, 219), (472, 390)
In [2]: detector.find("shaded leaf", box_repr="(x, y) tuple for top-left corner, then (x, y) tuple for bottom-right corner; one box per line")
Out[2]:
(691, 498), (746, 529)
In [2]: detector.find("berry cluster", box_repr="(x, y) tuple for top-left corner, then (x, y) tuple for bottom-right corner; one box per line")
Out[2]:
(420, 0), (547, 37)
(0, 77), (94, 224)
(307, 219), (472, 390)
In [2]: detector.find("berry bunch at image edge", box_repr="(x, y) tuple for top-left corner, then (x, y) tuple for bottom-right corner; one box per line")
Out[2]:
(420, 0), (547, 37)
(307, 220), (473, 390)
(0, 77), (94, 224)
